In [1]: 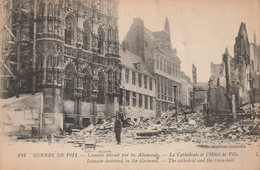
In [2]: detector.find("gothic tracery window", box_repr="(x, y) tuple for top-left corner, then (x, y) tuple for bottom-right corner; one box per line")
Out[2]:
(107, 27), (112, 40)
(48, 2), (54, 16)
(98, 27), (105, 54)
(46, 55), (53, 83)
(82, 69), (92, 102)
(37, 55), (44, 84)
(114, 29), (118, 40)
(57, 3), (62, 17)
(39, 2), (45, 16)
(64, 64), (75, 100)
(107, 69), (113, 93)
(65, 15), (74, 45)
(47, 55), (53, 68)
(83, 22), (91, 50)
(97, 72), (105, 104)
(114, 70), (120, 93)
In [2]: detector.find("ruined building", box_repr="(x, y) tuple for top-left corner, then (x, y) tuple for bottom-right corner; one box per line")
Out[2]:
(1, 0), (120, 134)
(208, 22), (257, 118)
(122, 18), (182, 115)
(250, 32), (260, 102)
(211, 62), (223, 79)
(180, 71), (193, 107)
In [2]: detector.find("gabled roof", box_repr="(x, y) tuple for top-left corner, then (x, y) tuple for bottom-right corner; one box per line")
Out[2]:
(119, 47), (153, 77)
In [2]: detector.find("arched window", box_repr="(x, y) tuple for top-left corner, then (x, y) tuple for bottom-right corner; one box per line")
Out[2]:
(114, 29), (118, 40)
(97, 72), (105, 104)
(47, 55), (53, 68)
(37, 55), (44, 69)
(46, 55), (53, 83)
(64, 64), (75, 100)
(65, 15), (74, 45)
(53, 57), (56, 68)
(37, 55), (44, 84)
(98, 26), (105, 54)
(39, 2), (45, 16)
(48, 2), (54, 16)
(57, 3), (62, 17)
(114, 70), (120, 92)
(83, 22), (90, 50)
(57, 56), (61, 68)
(107, 27), (112, 40)
(107, 70), (113, 93)
(82, 69), (92, 102)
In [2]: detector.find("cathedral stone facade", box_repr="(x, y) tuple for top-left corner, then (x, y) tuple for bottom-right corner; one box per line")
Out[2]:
(2, 0), (121, 133)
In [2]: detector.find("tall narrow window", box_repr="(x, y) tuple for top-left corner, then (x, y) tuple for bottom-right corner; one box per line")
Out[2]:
(113, 70), (119, 93)
(144, 75), (147, 89)
(64, 64), (75, 100)
(145, 95), (148, 109)
(156, 55), (159, 69)
(164, 59), (167, 72)
(132, 92), (136, 107)
(107, 70), (113, 93)
(119, 89), (123, 105)
(167, 62), (171, 74)
(125, 68), (129, 83)
(157, 76), (161, 99)
(46, 55), (53, 83)
(160, 57), (163, 71)
(58, 4), (61, 17)
(65, 16), (74, 45)
(114, 29), (118, 40)
(138, 73), (142, 87)
(132, 71), (136, 85)
(37, 55), (44, 84)
(83, 22), (90, 50)
(97, 72), (105, 104)
(48, 2), (54, 16)
(164, 78), (167, 100)
(98, 27), (105, 54)
(39, 2), (45, 16)
(82, 69), (91, 102)
(126, 90), (130, 106)
(149, 77), (153, 90)
(139, 94), (143, 108)
(168, 80), (172, 101)
(150, 97), (153, 110)
(107, 27), (112, 40)
(161, 77), (164, 99)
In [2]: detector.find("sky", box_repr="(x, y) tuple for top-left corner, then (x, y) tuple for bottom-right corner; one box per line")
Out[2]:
(118, 0), (260, 82)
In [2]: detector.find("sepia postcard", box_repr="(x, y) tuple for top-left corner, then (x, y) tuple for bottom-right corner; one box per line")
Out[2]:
(0, 0), (260, 169)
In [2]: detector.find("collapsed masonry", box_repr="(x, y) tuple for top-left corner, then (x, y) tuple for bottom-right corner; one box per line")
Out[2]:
(206, 22), (260, 125)
(30, 108), (260, 146)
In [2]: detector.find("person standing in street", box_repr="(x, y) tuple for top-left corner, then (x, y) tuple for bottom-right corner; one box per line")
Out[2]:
(114, 115), (122, 145)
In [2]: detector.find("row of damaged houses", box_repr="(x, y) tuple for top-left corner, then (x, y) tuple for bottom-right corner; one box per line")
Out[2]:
(0, 0), (193, 135)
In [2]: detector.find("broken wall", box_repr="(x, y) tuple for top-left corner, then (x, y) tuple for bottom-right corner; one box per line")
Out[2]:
(1, 93), (43, 135)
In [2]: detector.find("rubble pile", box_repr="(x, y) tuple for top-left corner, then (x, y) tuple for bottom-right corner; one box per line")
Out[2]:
(61, 106), (259, 146)
(122, 108), (259, 144)
(64, 118), (114, 145)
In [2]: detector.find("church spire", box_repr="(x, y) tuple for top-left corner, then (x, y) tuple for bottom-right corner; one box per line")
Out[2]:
(164, 17), (170, 35)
